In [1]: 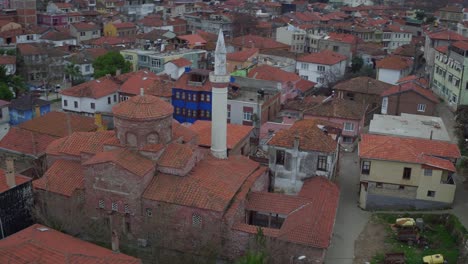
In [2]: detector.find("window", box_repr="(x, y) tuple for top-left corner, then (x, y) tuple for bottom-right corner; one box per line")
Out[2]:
(146, 208), (152, 217)
(90, 102), (95, 109)
(182, 108), (186, 116)
(243, 111), (252, 121)
(417, 104), (426, 112)
(344, 122), (354, 131)
(427, 190), (436, 197)
(98, 199), (105, 209)
(192, 214), (203, 228)
(200, 94), (205, 101)
(376, 182), (383, 188)
(343, 136), (354, 143)
(317, 155), (327, 171)
(399, 185), (405, 190)
(93, 30), (98, 35)
(85, 65), (90, 72)
(300, 75), (308, 80)
(301, 63), (309, 70)
(227, 105), (231, 119)
(124, 204), (130, 214)
(187, 93), (192, 101)
(276, 150), (285, 165)
(381, 96), (388, 114)
(112, 202), (118, 211)
(317, 65), (325, 72)
(181, 92), (186, 100)
(187, 109), (192, 117)
(424, 169), (432, 176)
(108, 97), (111, 104)
(206, 111), (211, 118)
(206, 94), (211, 102)
(176, 91), (180, 99)
(361, 161), (371, 175)
(151, 59), (161, 68)
(403, 167), (412, 180)
(200, 110), (204, 117)
(332, 46), (339, 52)
(64, 100), (68, 107)
(176, 107), (181, 115)
(317, 77), (325, 83)
(74, 101), (78, 108)
(80, 32), (86, 36)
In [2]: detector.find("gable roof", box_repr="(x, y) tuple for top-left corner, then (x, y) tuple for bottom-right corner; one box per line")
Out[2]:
(227, 48), (259, 62)
(71, 22), (100, 32)
(297, 49), (347, 65)
(288, 97), (367, 120)
(235, 176), (339, 249)
(0, 127), (56, 157)
(0, 224), (141, 264)
(33, 160), (83, 197)
(158, 143), (194, 169)
(60, 76), (119, 99)
(18, 111), (98, 138)
(143, 155), (261, 211)
(189, 120), (253, 149)
(177, 34), (207, 46)
(427, 30), (467, 41)
(359, 134), (460, 171)
(46, 131), (115, 157)
(376, 55), (413, 70)
(0, 55), (16, 65)
(83, 148), (155, 177)
(168, 57), (192, 67)
(0, 169), (30, 193)
(248, 65), (300, 82)
(9, 94), (50, 111)
(381, 82), (438, 103)
(268, 119), (339, 153)
(333, 76), (391, 95)
(231, 35), (289, 50)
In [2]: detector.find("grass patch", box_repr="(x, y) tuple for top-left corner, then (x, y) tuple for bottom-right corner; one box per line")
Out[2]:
(371, 214), (461, 264)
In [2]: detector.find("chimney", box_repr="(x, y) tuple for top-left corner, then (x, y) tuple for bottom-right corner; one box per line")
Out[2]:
(111, 230), (120, 253)
(5, 157), (16, 189)
(140, 88), (144, 96)
(210, 29), (230, 159)
(430, 130), (433, 140)
(94, 112), (105, 131)
(115, 69), (121, 76)
(293, 133), (300, 150)
(34, 105), (40, 118)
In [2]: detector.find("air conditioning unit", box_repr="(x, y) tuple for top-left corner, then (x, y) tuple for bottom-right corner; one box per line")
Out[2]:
(137, 238), (148, 247)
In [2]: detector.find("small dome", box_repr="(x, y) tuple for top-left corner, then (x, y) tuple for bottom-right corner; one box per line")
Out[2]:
(113, 95), (173, 120)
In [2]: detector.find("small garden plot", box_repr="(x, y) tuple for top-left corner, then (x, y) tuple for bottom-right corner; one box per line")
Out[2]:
(369, 213), (464, 264)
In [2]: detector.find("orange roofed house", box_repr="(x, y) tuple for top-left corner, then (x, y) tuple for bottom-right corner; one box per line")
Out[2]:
(0, 224), (142, 263)
(358, 134), (460, 210)
(376, 55), (413, 85)
(32, 31), (339, 264)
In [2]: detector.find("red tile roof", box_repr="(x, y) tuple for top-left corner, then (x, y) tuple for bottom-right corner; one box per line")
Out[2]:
(19, 111), (98, 138)
(113, 22), (136, 29)
(172, 121), (198, 143)
(381, 82), (438, 103)
(333, 76), (391, 95)
(17, 43), (43, 56)
(248, 65), (300, 82)
(376, 56), (412, 70)
(61, 76), (119, 99)
(89, 36), (134, 46)
(46, 131), (115, 157)
(227, 48), (259, 62)
(83, 148), (155, 177)
(327, 32), (358, 44)
(177, 34), (207, 46)
(33, 160), (83, 197)
(359, 134), (460, 168)
(427, 30), (467, 41)
(297, 50), (347, 65)
(236, 176), (339, 248)
(143, 155), (261, 211)
(189, 120), (253, 149)
(435, 45), (448, 54)
(0, 169), (30, 193)
(168, 57), (192, 67)
(268, 119), (339, 153)
(71, 22), (100, 31)
(173, 70), (212, 92)
(396, 75), (429, 87)
(452, 40), (468, 51)
(0, 55), (15, 65)
(53, 2), (73, 8)
(118, 71), (173, 98)
(286, 97), (367, 120)
(295, 78), (317, 93)
(231, 35), (289, 50)
(0, 99), (9, 107)
(158, 143), (194, 169)
(0, 224), (141, 264)
(0, 127), (56, 157)
(112, 94), (173, 121)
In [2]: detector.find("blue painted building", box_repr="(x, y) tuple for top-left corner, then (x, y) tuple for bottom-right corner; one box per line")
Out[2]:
(172, 69), (213, 124)
(9, 94), (51, 125)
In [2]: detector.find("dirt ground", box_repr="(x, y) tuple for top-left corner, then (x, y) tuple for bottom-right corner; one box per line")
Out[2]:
(353, 217), (391, 264)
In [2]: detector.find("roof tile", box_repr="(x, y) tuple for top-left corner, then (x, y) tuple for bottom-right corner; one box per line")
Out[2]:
(34, 160), (83, 197)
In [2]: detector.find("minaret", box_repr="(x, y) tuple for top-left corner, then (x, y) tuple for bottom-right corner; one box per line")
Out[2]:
(209, 30), (230, 159)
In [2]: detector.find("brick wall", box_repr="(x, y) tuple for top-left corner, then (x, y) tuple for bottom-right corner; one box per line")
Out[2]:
(114, 115), (173, 148)
(386, 91), (436, 116)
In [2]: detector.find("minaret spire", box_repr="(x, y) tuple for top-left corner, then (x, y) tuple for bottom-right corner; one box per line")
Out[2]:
(209, 29), (230, 159)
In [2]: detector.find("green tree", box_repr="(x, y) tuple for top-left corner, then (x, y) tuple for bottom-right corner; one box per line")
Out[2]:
(92, 51), (132, 78)
(426, 16), (437, 25)
(351, 56), (364, 73)
(415, 10), (426, 21)
(9, 75), (27, 97)
(65, 63), (84, 86)
(236, 227), (267, 264)
(0, 83), (13, 100)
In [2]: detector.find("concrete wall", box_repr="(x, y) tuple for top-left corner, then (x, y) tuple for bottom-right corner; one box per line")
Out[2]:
(377, 68), (402, 85)
(363, 191), (452, 210)
(62, 93), (118, 115)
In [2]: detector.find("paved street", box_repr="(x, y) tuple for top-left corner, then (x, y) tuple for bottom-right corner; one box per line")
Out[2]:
(324, 150), (370, 264)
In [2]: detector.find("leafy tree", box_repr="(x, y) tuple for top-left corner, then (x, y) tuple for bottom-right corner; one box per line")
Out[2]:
(426, 16), (437, 25)
(351, 56), (364, 73)
(0, 66), (27, 98)
(415, 10), (426, 21)
(92, 51), (132, 78)
(65, 63), (84, 86)
(236, 227), (267, 264)
(0, 83), (13, 100)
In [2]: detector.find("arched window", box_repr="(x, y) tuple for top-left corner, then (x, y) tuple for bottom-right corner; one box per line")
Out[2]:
(147, 133), (159, 144)
(126, 132), (137, 147)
